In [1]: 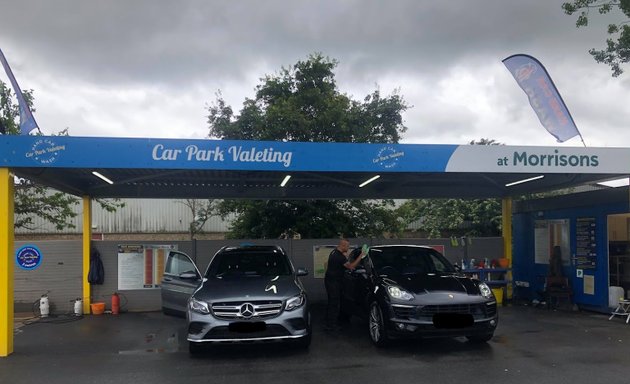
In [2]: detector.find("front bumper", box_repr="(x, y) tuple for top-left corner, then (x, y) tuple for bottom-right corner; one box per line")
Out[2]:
(385, 301), (498, 338)
(187, 302), (310, 344)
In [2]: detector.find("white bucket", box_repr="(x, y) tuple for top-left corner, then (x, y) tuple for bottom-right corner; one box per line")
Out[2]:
(609, 286), (624, 308)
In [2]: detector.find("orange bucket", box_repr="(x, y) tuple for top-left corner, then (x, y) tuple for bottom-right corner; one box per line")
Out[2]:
(90, 302), (105, 315)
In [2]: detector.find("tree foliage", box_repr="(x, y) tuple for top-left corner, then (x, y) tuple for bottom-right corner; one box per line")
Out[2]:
(178, 199), (219, 240)
(1, 80), (124, 230)
(208, 53), (408, 239)
(563, 0), (630, 76)
(209, 53), (407, 143)
(216, 199), (407, 239)
(397, 198), (502, 239)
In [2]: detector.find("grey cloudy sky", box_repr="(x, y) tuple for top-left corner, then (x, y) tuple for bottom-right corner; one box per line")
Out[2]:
(1, 0), (629, 147)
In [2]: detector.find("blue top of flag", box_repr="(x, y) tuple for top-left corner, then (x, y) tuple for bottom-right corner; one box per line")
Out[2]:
(0, 48), (39, 135)
(503, 54), (580, 143)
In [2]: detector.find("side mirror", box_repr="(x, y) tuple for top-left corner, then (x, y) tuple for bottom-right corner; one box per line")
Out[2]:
(180, 271), (200, 280)
(453, 264), (461, 272)
(296, 268), (309, 277)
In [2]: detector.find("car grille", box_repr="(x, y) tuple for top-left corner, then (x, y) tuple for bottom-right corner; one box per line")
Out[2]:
(211, 300), (283, 319)
(392, 303), (497, 320)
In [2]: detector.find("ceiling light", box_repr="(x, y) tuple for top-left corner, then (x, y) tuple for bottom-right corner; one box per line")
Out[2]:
(359, 175), (381, 188)
(596, 178), (629, 188)
(280, 175), (291, 187)
(505, 175), (544, 187)
(92, 171), (114, 185)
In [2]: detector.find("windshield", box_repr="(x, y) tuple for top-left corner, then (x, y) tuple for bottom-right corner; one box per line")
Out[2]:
(370, 247), (455, 276)
(206, 250), (292, 278)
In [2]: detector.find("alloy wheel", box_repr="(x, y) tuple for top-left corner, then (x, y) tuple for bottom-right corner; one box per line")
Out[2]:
(369, 303), (382, 343)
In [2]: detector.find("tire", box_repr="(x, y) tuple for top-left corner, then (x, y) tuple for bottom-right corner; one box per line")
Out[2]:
(188, 341), (205, 355)
(466, 333), (494, 343)
(295, 311), (312, 349)
(162, 306), (183, 318)
(368, 301), (390, 347)
(296, 332), (312, 349)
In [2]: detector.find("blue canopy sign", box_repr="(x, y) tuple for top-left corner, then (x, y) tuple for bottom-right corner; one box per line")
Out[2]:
(2, 135), (630, 174)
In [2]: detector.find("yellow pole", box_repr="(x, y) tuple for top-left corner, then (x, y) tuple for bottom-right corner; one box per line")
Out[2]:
(82, 196), (92, 314)
(0, 168), (15, 357)
(502, 197), (513, 299)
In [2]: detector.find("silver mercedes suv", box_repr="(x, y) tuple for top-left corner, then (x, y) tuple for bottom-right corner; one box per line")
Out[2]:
(160, 245), (311, 354)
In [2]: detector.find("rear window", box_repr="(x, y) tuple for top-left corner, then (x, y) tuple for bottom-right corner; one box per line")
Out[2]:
(206, 250), (292, 277)
(369, 247), (454, 275)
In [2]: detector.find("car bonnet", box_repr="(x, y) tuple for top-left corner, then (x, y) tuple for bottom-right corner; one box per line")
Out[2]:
(194, 274), (301, 302)
(386, 273), (479, 295)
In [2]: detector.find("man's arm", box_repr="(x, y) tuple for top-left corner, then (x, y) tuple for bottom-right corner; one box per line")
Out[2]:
(344, 251), (366, 270)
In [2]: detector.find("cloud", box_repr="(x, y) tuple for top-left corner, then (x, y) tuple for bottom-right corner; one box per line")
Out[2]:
(1, 0), (628, 146)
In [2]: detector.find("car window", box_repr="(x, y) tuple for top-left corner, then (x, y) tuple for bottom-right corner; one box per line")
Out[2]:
(165, 253), (197, 276)
(348, 248), (364, 267)
(429, 252), (449, 272)
(206, 250), (292, 277)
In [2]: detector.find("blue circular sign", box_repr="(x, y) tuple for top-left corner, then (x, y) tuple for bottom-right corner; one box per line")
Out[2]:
(28, 138), (64, 165)
(373, 146), (405, 169)
(16, 245), (43, 270)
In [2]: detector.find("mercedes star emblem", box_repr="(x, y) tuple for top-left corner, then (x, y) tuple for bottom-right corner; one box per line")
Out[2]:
(239, 303), (255, 318)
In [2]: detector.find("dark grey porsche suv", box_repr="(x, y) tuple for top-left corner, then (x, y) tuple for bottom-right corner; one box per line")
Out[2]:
(160, 245), (311, 354)
(341, 245), (498, 347)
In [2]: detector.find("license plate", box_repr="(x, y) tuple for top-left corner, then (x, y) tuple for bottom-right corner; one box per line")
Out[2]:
(432, 313), (474, 329)
(229, 322), (266, 333)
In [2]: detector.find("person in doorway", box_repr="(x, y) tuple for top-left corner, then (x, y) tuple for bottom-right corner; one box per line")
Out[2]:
(545, 245), (570, 309)
(324, 238), (365, 332)
(549, 245), (563, 277)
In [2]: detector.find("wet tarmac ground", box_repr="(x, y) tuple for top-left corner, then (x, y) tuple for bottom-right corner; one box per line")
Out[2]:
(2, 304), (630, 384)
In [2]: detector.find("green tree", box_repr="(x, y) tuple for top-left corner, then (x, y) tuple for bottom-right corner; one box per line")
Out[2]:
(397, 198), (502, 238)
(216, 199), (407, 239)
(208, 53), (408, 239)
(562, 0), (630, 77)
(178, 199), (219, 240)
(1, 80), (124, 230)
(397, 139), (503, 238)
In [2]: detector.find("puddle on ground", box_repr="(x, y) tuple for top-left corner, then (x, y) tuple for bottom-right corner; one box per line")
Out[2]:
(118, 332), (179, 354)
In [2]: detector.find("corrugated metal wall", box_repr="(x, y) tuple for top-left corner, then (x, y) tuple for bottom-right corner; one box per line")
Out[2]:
(14, 240), (83, 313)
(15, 199), (233, 234)
(14, 237), (503, 313)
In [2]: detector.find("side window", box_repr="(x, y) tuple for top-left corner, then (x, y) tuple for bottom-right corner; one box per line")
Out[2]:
(165, 253), (196, 276)
(429, 253), (448, 273)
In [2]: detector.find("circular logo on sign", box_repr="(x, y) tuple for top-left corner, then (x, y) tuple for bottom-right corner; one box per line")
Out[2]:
(16, 245), (43, 270)
(27, 139), (64, 165)
(373, 146), (405, 169)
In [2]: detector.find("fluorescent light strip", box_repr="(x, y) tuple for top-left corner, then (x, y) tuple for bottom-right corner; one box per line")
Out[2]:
(280, 175), (291, 187)
(359, 175), (381, 188)
(596, 177), (629, 188)
(505, 175), (544, 187)
(92, 171), (114, 185)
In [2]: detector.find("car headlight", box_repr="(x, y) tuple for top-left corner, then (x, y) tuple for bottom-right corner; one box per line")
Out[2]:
(285, 293), (305, 311)
(387, 286), (414, 301)
(478, 282), (493, 299)
(189, 298), (210, 314)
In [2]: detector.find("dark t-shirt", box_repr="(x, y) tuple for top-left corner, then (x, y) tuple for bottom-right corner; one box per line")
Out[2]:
(325, 248), (347, 281)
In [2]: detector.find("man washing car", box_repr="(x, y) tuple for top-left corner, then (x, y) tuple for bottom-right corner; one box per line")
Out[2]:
(324, 239), (366, 332)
